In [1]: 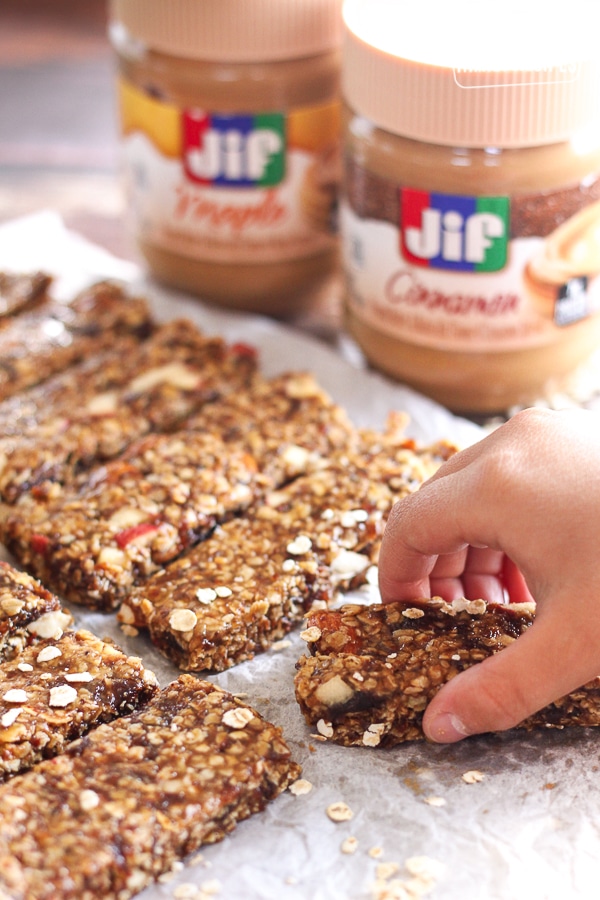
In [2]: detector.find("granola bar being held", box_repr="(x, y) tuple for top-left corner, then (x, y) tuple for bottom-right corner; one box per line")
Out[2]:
(0, 675), (300, 900)
(294, 598), (600, 746)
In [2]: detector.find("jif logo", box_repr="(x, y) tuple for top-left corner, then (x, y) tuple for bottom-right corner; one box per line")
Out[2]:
(183, 110), (285, 187)
(400, 188), (509, 272)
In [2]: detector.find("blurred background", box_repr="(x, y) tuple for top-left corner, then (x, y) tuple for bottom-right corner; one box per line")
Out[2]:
(0, 0), (134, 260)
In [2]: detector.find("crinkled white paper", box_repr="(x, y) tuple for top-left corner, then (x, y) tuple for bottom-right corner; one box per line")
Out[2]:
(0, 213), (595, 900)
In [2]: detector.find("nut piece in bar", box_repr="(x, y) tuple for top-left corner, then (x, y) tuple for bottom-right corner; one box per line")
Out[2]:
(0, 675), (300, 900)
(0, 319), (257, 504)
(0, 280), (153, 402)
(2, 431), (261, 610)
(0, 561), (72, 662)
(0, 271), (51, 319)
(0, 628), (158, 779)
(294, 598), (600, 746)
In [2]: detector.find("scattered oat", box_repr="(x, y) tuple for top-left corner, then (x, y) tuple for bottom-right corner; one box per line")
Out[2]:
(462, 770), (485, 784)
(341, 836), (359, 854)
(79, 789), (100, 811)
(326, 801), (353, 822)
(1, 708), (22, 727)
(222, 707), (254, 729)
(369, 846), (384, 859)
(271, 639), (291, 652)
(405, 855), (445, 881)
(3, 689), (27, 704)
(120, 624), (139, 637)
(173, 885), (200, 899)
(199, 879), (221, 895)
(376, 862), (400, 880)
(289, 778), (313, 796)
(36, 646), (62, 663)
(286, 535), (312, 556)
(317, 718), (334, 738)
(300, 625), (322, 642)
(424, 796), (446, 807)
(169, 608), (198, 631)
(49, 685), (78, 707)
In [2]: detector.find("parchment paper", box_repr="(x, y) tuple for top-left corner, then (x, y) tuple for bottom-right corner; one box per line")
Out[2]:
(0, 212), (596, 900)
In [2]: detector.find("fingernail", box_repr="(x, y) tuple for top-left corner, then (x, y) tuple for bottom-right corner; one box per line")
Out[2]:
(425, 712), (470, 743)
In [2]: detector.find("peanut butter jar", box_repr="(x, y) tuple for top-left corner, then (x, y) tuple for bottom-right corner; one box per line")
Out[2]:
(341, 1), (600, 413)
(109, 0), (342, 316)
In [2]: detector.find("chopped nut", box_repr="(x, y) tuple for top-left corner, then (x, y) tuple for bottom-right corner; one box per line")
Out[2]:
(79, 789), (100, 811)
(315, 675), (354, 707)
(16, 663), (33, 673)
(169, 609), (198, 632)
(65, 672), (94, 683)
(326, 801), (353, 822)
(362, 723), (386, 747)
(286, 535), (312, 556)
(317, 718), (334, 738)
(27, 610), (71, 639)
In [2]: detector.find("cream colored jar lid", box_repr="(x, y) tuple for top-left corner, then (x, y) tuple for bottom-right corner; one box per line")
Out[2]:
(343, 0), (600, 148)
(110, 0), (343, 62)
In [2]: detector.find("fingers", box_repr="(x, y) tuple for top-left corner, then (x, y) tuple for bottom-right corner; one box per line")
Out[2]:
(423, 603), (600, 742)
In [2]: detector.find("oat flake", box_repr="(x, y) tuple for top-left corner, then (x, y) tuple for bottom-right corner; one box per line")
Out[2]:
(326, 801), (354, 822)
(462, 769), (485, 784)
(341, 836), (359, 854)
(3, 689), (28, 704)
(65, 672), (94, 683)
(289, 778), (313, 796)
(169, 608), (198, 631)
(300, 625), (321, 642)
(195, 588), (217, 604)
(222, 707), (254, 729)
(49, 685), (78, 707)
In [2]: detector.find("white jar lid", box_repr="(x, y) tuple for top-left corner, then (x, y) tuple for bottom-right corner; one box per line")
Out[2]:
(110, 0), (343, 63)
(343, 0), (600, 148)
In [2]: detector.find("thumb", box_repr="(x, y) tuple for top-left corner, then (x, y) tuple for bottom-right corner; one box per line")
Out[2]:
(422, 610), (600, 742)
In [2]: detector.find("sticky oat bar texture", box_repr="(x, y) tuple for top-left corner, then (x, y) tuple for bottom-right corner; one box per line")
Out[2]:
(0, 280), (153, 401)
(0, 271), (52, 319)
(0, 675), (300, 900)
(0, 628), (158, 780)
(294, 599), (600, 746)
(119, 510), (333, 672)
(115, 428), (456, 673)
(2, 430), (262, 610)
(0, 319), (257, 504)
(185, 370), (357, 484)
(0, 561), (72, 663)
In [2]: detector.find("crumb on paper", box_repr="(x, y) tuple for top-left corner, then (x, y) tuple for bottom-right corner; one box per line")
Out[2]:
(370, 855), (445, 899)
(376, 862), (400, 881)
(462, 770), (485, 784)
(341, 836), (359, 854)
(289, 778), (313, 796)
(424, 796), (446, 807)
(271, 639), (292, 652)
(326, 801), (354, 823)
(369, 846), (384, 859)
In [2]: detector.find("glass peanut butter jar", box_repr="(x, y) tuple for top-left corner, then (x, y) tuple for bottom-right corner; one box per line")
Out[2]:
(109, 0), (342, 316)
(341, 1), (600, 413)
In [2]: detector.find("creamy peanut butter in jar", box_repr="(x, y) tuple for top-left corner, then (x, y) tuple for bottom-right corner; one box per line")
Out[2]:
(109, 0), (342, 315)
(341, 1), (600, 413)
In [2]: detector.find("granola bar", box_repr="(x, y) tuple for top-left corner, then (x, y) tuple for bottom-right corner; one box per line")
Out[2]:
(0, 271), (51, 318)
(0, 675), (300, 900)
(117, 428), (452, 671)
(0, 561), (72, 662)
(0, 319), (256, 503)
(186, 370), (356, 484)
(294, 598), (600, 746)
(0, 280), (152, 401)
(2, 431), (261, 610)
(119, 510), (333, 672)
(0, 628), (158, 779)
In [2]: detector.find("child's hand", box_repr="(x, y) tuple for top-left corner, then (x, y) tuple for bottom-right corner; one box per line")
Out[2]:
(378, 407), (600, 742)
